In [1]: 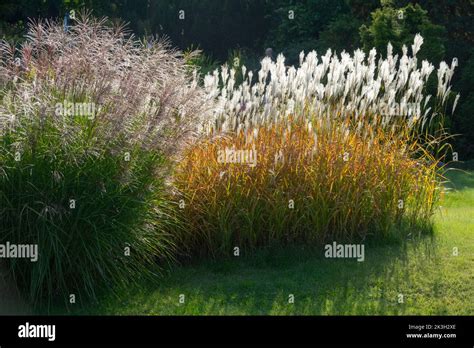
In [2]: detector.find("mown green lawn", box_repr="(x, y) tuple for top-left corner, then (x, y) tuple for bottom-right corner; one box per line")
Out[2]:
(45, 163), (474, 315)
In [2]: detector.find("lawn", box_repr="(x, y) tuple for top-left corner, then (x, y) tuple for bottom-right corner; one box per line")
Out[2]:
(43, 162), (474, 315)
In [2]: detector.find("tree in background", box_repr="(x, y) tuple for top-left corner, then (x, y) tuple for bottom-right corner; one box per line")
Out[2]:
(360, 1), (446, 62)
(0, 0), (63, 40)
(88, 0), (270, 62)
(263, 0), (350, 64)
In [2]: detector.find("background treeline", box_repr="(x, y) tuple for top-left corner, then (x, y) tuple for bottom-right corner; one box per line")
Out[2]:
(0, 0), (473, 158)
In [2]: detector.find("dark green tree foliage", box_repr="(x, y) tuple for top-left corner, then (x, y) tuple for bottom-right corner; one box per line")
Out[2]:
(152, 0), (269, 60)
(360, 2), (446, 62)
(396, 0), (473, 64)
(0, 0), (270, 61)
(84, 0), (270, 61)
(0, 0), (63, 40)
(317, 14), (362, 53)
(263, 0), (350, 63)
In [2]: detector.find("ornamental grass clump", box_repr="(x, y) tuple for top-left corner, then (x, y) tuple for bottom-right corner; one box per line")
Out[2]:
(0, 13), (209, 305)
(175, 117), (441, 257)
(175, 35), (456, 257)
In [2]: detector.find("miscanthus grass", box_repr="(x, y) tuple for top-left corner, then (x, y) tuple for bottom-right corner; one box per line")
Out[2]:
(175, 35), (456, 257)
(201, 34), (458, 135)
(175, 117), (441, 257)
(0, 13), (209, 306)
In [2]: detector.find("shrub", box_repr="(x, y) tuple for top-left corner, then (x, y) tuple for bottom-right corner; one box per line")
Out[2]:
(0, 13), (208, 305)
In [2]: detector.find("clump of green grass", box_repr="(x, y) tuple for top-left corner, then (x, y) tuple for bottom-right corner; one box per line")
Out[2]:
(0, 125), (176, 306)
(0, 13), (206, 306)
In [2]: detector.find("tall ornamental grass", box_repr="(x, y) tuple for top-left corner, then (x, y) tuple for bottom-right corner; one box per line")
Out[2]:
(201, 35), (458, 135)
(175, 117), (441, 257)
(174, 35), (456, 257)
(0, 13), (209, 305)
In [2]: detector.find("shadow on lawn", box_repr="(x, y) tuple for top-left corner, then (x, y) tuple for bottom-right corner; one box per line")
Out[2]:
(444, 170), (474, 191)
(209, 237), (441, 315)
(444, 161), (474, 191)
(67, 230), (444, 315)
